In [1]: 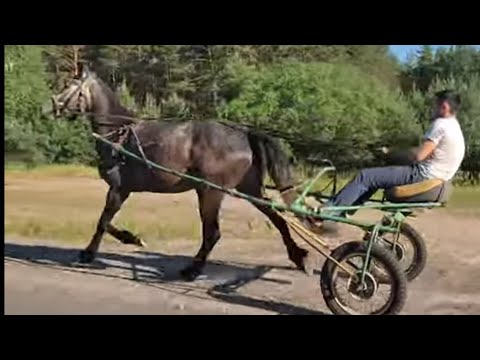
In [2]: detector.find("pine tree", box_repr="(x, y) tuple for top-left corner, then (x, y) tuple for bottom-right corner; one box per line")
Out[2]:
(42, 45), (87, 89)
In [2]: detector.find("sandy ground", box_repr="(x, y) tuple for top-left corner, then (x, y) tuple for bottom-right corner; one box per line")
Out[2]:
(5, 189), (480, 316)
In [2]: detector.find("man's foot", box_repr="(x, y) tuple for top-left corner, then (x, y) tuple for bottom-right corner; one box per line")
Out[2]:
(319, 220), (340, 236)
(300, 216), (340, 237)
(317, 205), (347, 236)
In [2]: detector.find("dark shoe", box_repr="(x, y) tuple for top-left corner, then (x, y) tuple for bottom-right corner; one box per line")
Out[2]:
(320, 220), (340, 236)
(301, 217), (340, 237)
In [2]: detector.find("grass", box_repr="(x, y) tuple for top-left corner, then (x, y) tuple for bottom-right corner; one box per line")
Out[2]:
(5, 162), (98, 179)
(4, 164), (278, 244)
(444, 186), (480, 212)
(5, 164), (480, 244)
(5, 180), (203, 244)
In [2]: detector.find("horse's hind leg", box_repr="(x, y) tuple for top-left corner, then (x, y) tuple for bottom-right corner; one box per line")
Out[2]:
(237, 173), (316, 275)
(180, 189), (224, 282)
(78, 187), (130, 263)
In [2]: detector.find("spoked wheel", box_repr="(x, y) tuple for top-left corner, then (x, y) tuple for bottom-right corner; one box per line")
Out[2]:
(320, 242), (407, 315)
(375, 222), (427, 282)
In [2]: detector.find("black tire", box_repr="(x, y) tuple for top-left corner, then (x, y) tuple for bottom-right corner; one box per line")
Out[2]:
(378, 222), (427, 282)
(320, 242), (408, 315)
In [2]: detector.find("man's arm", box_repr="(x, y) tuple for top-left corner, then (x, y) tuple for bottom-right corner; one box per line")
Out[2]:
(416, 119), (445, 162)
(382, 120), (443, 165)
(415, 140), (437, 162)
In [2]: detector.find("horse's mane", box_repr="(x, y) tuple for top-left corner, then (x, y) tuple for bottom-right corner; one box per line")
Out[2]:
(92, 73), (137, 124)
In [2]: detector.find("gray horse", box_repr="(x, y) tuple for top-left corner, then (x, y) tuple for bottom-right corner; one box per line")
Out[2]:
(51, 65), (314, 281)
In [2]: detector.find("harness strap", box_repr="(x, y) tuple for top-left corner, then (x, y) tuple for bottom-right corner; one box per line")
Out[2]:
(130, 127), (152, 170)
(102, 125), (151, 171)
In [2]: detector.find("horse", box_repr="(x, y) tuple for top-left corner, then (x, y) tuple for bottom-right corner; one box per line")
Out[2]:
(50, 65), (315, 281)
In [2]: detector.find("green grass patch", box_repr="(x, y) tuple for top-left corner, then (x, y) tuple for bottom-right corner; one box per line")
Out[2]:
(5, 162), (98, 179)
(4, 216), (202, 245)
(5, 167), (273, 244)
(5, 164), (479, 244)
(446, 186), (480, 212)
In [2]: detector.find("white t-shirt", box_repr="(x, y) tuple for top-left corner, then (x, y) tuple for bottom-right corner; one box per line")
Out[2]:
(419, 117), (465, 181)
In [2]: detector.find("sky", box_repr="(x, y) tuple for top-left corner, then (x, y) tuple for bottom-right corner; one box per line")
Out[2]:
(389, 45), (452, 62)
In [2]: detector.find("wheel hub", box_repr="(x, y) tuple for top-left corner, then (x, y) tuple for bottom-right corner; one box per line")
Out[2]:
(392, 242), (406, 261)
(347, 272), (378, 300)
(379, 238), (406, 262)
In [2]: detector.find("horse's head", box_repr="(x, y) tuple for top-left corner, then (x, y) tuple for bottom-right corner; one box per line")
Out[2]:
(51, 64), (95, 120)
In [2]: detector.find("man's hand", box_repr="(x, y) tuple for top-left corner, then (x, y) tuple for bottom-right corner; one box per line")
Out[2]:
(380, 146), (417, 165)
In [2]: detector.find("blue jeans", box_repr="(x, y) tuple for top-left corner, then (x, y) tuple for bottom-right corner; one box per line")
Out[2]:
(326, 164), (426, 214)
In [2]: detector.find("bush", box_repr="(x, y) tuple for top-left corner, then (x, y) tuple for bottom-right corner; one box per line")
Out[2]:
(219, 61), (422, 170)
(5, 46), (97, 166)
(5, 45), (51, 163)
(33, 118), (97, 165)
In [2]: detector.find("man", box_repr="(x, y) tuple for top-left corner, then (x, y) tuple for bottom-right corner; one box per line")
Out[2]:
(323, 90), (466, 217)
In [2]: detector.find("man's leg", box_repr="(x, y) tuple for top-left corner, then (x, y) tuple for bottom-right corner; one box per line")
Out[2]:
(327, 165), (425, 211)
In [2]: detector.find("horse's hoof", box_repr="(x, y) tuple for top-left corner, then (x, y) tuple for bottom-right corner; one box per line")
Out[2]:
(78, 250), (96, 264)
(131, 235), (147, 248)
(138, 237), (147, 248)
(302, 252), (317, 277)
(120, 231), (147, 248)
(179, 266), (202, 282)
(292, 249), (316, 277)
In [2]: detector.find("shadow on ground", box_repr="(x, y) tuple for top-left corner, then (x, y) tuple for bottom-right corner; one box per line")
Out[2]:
(4, 242), (325, 315)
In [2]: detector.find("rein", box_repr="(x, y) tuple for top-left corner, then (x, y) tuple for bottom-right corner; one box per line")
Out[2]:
(50, 109), (182, 127)
(52, 74), (388, 155)
(50, 109), (388, 162)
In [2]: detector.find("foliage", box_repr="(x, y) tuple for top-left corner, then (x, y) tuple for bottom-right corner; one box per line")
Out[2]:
(403, 45), (480, 182)
(219, 61), (420, 169)
(5, 45), (96, 165)
(402, 45), (480, 92)
(4, 45), (479, 182)
(5, 45), (51, 163)
(33, 119), (97, 165)
(407, 76), (480, 181)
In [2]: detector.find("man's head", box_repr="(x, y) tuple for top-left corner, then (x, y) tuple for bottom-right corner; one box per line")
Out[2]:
(434, 90), (461, 118)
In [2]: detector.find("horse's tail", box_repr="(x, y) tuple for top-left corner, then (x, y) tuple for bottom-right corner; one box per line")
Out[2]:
(246, 130), (297, 205)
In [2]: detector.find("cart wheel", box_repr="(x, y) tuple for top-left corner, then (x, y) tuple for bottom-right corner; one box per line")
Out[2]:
(377, 222), (427, 282)
(320, 242), (407, 315)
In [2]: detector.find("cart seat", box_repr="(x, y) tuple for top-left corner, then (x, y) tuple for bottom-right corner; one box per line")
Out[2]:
(384, 179), (452, 204)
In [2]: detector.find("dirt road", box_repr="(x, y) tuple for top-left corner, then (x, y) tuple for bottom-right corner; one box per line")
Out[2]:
(5, 195), (480, 315)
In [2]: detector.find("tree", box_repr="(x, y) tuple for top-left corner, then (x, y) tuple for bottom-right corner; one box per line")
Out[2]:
(43, 45), (88, 89)
(219, 60), (421, 170)
(88, 45), (194, 116)
(401, 45), (480, 92)
(180, 45), (243, 117)
(5, 45), (51, 162)
(345, 45), (401, 88)
(401, 45), (480, 182)
(408, 76), (480, 182)
(5, 45), (97, 165)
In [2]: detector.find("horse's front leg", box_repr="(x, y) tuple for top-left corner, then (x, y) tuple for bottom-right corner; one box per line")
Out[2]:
(78, 187), (130, 263)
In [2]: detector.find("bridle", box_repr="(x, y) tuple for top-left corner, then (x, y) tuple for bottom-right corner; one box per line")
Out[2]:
(52, 76), (89, 115)
(52, 76), (138, 128)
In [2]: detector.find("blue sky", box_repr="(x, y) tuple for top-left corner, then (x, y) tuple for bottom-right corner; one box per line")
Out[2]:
(389, 45), (452, 62)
